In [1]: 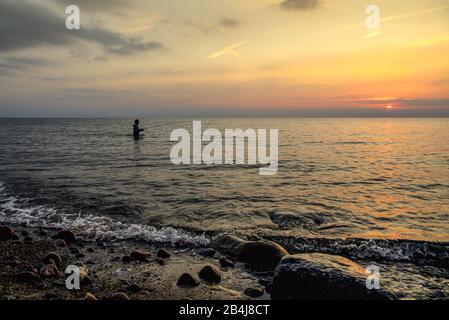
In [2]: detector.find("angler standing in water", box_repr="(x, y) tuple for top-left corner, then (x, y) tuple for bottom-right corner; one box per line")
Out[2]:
(133, 119), (144, 140)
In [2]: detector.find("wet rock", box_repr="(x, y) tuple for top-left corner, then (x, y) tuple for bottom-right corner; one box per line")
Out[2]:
(24, 236), (33, 243)
(211, 235), (288, 271)
(258, 278), (272, 286)
(108, 292), (130, 300)
(17, 271), (42, 284)
(87, 248), (94, 253)
(53, 239), (67, 248)
(157, 249), (171, 259)
(244, 287), (265, 298)
(39, 264), (59, 279)
(177, 273), (200, 287)
(198, 265), (222, 284)
(271, 253), (396, 300)
(52, 230), (76, 243)
(219, 257), (235, 268)
(198, 248), (216, 257)
(42, 252), (62, 268)
(84, 292), (98, 301)
(79, 266), (91, 285)
(0, 225), (18, 241)
(156, 258), (165, 266)
(131, 250), (151, 262)
(126, 283), (142, 293)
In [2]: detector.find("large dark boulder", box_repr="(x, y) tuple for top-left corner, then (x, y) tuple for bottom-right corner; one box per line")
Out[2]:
(211, 235), (288, 271)
(271, 253), (396, 300)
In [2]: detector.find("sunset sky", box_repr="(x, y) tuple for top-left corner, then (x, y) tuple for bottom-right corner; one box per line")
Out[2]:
(0, 0), (448, 117)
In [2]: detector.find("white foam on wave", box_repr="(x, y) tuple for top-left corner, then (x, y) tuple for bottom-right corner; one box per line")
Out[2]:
(0, 182), (209, 247)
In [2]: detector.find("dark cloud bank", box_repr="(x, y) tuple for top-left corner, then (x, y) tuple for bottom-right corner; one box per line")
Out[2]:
(0, 0), (163, 55)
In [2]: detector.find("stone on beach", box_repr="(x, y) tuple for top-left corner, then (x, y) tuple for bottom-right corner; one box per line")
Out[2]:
(52, 230), (76, 243)
(42, 252), (62, 267)
(84, 292), (98, 300)
(39, 264), (60, 279)
(198, 265), (222, 284)
(219, 257), (236, 268)
(108, 292), (130, 300)
(0, 225), (19, 241)
(271, 253), (396, 300)
(244, 287), (265, 298)
(211, 235), (288, 271)
(177, 273), (200, 287)
(157, 249), (171, 259)
(131, 250), (151, 262)
(53, 239), (67, 248)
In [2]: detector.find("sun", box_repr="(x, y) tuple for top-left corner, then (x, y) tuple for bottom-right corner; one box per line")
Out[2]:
(386, 105), (393, 110)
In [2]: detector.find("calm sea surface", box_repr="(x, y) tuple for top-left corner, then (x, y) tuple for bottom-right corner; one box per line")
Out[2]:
(0, 118), (448, 244)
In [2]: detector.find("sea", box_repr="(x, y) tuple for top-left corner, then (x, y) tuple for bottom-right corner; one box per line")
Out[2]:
(0, 118), (448, 299)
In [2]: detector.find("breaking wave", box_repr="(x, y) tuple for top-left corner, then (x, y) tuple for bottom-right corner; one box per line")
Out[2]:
(266, 235), (449, 268)
(0, 181), (209, 247)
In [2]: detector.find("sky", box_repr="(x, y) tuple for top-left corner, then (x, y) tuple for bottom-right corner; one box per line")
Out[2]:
(0, 0), (448, 117)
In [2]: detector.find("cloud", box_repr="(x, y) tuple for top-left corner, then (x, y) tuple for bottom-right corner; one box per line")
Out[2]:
(0, 56), (53, 76)
(52, 0), (128, 12)
(220, 18), (240, 28)
(0, 0), (164, 55)
(280, 0), (320, 11)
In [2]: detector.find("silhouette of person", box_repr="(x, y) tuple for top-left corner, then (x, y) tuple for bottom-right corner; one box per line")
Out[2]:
(133, 119), (144, 140)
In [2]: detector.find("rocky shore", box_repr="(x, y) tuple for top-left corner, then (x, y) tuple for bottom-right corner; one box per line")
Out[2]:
(0, 224), (442, 300)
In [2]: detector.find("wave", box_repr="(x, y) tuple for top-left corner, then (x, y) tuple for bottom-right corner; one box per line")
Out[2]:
(0, 181), (209, 247)
(265, 235), (449, 268)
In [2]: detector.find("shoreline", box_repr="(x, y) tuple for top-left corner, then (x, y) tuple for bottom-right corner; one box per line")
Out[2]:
(0, 225), (268, 301)
(1, 224), (448, 300)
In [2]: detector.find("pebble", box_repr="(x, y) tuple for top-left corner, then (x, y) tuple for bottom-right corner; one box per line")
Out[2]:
(126, 283), (142, 293)
(69, 247), (80, 255)
(122, 256), (133, 263)
(0, 225), (18, 241)
(177, 273), (200, 287)
(42, 252), (62, 267)
(39, 264), (60, 279)
(108, 292), (130, 300)
(198, 248), (216, 257)
(219, 257), (236, 268)
(244, 287), (265, 298)
(157, 249), (171, 259)
(131, 250), (151, 262)
(53, 239), (67, 248)
(84, 292), (98, 301)
(198, 265), (222, 284)
(52, 230), (76, 243)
